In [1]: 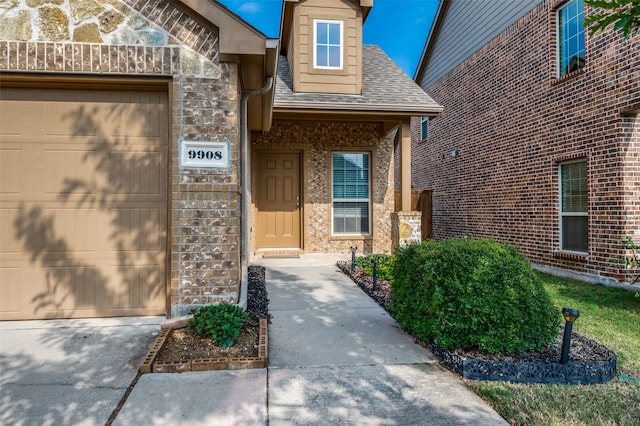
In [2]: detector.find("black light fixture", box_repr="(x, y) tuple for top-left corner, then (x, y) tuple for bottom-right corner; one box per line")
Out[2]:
(350, 246), (358, 276)
(372, 258), (380, 293)
(560, 307), (580, 364)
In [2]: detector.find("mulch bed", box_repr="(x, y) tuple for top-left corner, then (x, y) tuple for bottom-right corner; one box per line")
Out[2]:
(336, 260), (617, 384)
(153, 266), (271, 363)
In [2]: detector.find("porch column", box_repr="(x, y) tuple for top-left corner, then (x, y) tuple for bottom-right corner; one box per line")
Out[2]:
(391, 120), (421, 252)
(399, 121), (411, 211)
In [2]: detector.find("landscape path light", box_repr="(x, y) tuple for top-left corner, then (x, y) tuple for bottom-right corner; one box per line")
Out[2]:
(350, 246), (358, 276)
(372, 257), (380, 293)
(560, 307), (580, 364)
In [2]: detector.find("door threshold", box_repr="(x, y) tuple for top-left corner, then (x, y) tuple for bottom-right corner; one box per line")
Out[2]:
(255, 248), (303, 259)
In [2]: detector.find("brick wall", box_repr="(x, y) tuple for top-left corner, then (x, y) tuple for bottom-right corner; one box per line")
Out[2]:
(622, 115), (640, 253)
(252, 120), (395, 254)
(412, 0), (640, 284)
(1, 0), (243, 316)
(170, 72), (242, 316)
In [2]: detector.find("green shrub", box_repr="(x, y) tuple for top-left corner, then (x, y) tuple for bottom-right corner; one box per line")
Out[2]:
(189, 302), (249, 348)
(354, 254), (395, 282)
(392, 238), (560, 354)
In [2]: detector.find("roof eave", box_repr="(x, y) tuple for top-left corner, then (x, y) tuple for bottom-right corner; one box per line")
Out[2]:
(176, 0), (279, 132)
(274, 103), (443, 116)
(177, 0), (269, 55)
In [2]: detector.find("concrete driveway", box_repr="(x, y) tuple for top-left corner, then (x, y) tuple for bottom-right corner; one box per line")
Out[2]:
(0, 316), (162, 426)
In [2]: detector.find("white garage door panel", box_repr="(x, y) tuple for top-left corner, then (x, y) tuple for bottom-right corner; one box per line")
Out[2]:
(0, 87), (168, 320)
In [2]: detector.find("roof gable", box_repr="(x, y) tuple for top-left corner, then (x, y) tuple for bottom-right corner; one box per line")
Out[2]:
(279, 0), (372, 56)
(177, 0), (270, 55)
(275, 45), (442, 116)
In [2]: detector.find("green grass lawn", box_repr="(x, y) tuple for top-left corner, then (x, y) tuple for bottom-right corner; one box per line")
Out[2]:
(468, 272), (640, 426)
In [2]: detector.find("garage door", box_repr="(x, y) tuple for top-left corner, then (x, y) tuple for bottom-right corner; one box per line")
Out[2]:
(0, 86), (168, 320)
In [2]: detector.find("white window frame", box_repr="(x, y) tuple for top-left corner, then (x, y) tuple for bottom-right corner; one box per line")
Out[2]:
(559, 159), (588, 253)
(421, 116), (429, 140)
(556, 0), (585, 78)
(331, 151), (371, 236)
(313, 19), (343, 70)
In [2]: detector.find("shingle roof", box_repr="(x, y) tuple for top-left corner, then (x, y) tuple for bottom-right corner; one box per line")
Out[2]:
(274, 45), (442, 114)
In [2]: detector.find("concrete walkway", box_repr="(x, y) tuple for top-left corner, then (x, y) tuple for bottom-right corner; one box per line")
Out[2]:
(114, 255), (508, 425)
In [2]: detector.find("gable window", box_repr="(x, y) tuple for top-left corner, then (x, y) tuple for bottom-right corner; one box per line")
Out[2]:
(421, 117), (429, 140)
(332, 152), (370, 235)
(314, 20), (343, 69)
(557, 0), (585, 77)
(559, 159), (587, 253)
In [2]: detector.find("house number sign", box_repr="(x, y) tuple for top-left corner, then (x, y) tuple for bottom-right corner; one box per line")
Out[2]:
(180, 140), (229, 168)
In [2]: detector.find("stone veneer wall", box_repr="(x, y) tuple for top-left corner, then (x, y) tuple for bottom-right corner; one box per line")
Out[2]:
(412, 0), (640, 284)
(252, 120), (395, 254)
(0, 0), (221, 77)
(1, 0), (243, 317)
(391, 211), (421, 251)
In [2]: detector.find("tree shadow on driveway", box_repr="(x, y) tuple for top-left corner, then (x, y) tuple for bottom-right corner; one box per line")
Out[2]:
(0, 317), (161, 425)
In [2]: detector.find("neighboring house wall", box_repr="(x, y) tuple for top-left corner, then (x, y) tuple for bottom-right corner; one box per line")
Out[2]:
(252, 120), (394, 254)
(413, 0), (640, 284)
(0, 0), (243, 318)
(286, 0), (363, 94)
(419, 0), (542, 88)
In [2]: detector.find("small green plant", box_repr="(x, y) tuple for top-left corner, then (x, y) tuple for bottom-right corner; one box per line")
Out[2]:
(354, 253), (395, 282)
(391, 238), (560, 354)
(189, 302), (249, 348)
(620, 236), (640, 292)
(621, 235), (640, 269)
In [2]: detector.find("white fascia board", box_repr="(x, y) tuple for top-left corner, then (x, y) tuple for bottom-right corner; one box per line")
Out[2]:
(274, 102), (443, 115)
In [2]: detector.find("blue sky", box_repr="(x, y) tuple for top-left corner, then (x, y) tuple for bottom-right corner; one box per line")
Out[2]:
(217, 0), (439, 77)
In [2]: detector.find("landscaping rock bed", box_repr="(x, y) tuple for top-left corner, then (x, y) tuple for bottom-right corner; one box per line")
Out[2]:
(337, 260), (617, 385)
(337, 261), (392, 309)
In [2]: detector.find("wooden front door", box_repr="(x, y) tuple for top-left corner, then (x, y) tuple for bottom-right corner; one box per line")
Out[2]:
(255, 152), (301, 249)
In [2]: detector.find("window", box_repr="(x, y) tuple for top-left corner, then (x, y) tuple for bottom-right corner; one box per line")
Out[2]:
(332, 152), (370, 235)
(557, 0), (585, 77)
(314, 20), (343, 69)
(559, 160), (587, 253)
(421, 117), (429, 140)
